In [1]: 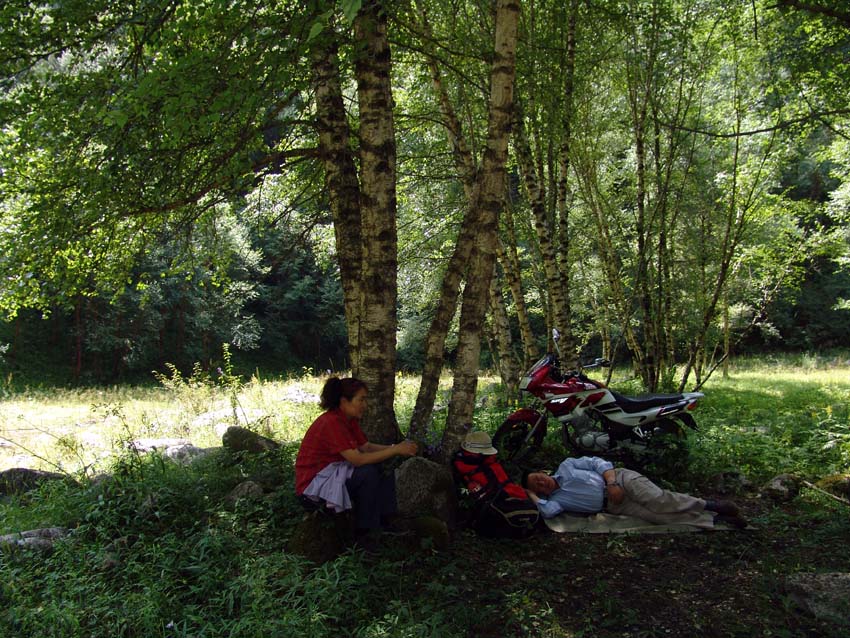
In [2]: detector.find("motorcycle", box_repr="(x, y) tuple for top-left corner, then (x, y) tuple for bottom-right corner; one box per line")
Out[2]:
(493, 329), (703, 470)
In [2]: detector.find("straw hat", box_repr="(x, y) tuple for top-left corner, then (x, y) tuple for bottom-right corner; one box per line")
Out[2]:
(461, 430), (498, 455)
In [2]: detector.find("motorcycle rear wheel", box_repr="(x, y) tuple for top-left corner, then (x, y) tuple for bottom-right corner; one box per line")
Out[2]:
(641, 418), (690, 476)
(493, 418), (546, 465)
(564, 415), (690, 475)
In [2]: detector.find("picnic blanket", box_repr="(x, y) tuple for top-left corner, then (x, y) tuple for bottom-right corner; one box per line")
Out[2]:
(544, 511), (743, 534)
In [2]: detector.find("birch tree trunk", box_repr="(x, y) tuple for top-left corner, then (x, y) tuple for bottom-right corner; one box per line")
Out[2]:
(625, 0), (661, 390)
(407, 219), (476, 440)
(514, 109), (570, 339)
(574, 160), (646, 371)
(439, 0), (519, 463)
(352, 1), (401, 442)
(311, 5), (401, 442)
(554, 0), (579, 367)
(678, 37), (778, 391)
(311, 35), (363, 373)
(406, 0), (481, 441)
(488, 265), (520, 394)
(496, 227), (537, 367)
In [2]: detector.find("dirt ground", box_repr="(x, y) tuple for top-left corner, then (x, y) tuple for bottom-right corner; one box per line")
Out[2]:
(389, 491), (850, 638)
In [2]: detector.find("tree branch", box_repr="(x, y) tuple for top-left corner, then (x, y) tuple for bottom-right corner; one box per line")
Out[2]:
(658, 109), (850, 138)
(773, 0), (850, 27)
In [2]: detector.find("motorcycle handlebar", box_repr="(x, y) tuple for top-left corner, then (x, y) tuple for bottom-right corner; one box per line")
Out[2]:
(571, 357), (610, 369)
(559, 357), (610, 378)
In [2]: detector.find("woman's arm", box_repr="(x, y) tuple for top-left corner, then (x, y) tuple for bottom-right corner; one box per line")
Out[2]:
(359, 442), (390, 453)
(341, 440), (418, 467)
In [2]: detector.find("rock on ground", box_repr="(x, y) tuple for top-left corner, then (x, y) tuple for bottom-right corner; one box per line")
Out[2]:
(0, 468), (73, 496)
(224, 480), (265, 507)
(395, 456), (457, 527)
(784, 572), (850, 628)
(191, 408), (270, 438)
(0, 527), (70, 552)
(761, 473), (802, 501)
(222, 426), (280, 453)
(288, 511), (355, 563)
(816, 474), (850, 500)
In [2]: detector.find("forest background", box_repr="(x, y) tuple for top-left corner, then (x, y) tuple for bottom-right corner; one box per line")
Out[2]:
(2, 3), (850, 636)
(0, 0), (849, 453)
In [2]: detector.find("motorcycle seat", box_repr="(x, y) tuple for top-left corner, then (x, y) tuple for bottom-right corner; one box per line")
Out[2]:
(609, 391), (685, 414)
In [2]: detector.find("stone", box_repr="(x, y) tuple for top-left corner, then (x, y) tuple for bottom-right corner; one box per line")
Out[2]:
(406, 515), (451, 550)
(224, 480), (265, 507)
(395, 456), (457, 527)
(0, 527), (70, 552)
(99, 551), (122, 572)
(761, 473), (801, 501)
(163, 443), (216, 465)
(138, 493), (160, 522)
(0, 468), (72, 496)
(128, 438), (191, 454)
(192, 408), (269, 438)
(288, 510), (355, 563)
(280, 387), (319, 404)
(126, 439), (217, 465)
(784, 572), (850, 628)
(709, 471), (754, 495)
(816, 474), (850, 500)
(221, 426), (280, 453)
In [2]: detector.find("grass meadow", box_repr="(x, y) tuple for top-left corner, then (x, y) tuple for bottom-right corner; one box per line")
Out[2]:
(1, 352), (849, 637)
(3, 352), (847, 481)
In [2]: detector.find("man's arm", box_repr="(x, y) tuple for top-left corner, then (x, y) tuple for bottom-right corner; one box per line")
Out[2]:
(564, 456), (614, 475)
(525, 489), (565, 519)
(566, 457), (624, 505)
(601, 467), (624, 505)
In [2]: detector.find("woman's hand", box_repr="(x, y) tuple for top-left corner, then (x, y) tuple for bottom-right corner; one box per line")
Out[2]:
(394, 440), (418, 457)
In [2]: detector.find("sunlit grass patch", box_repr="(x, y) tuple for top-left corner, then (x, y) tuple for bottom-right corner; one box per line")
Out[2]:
(688, 353), (850, 481)
(1, 352), (848, 484)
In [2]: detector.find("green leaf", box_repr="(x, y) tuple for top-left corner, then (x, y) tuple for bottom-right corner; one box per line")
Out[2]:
(307, 20), (324, 42)
(341, 0), (362, 24)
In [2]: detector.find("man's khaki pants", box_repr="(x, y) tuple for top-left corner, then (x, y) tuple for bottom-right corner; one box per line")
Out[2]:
(606, 468), (715, 528)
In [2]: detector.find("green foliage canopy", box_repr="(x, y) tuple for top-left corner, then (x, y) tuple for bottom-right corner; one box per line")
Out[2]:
(0, 0), (320, 314)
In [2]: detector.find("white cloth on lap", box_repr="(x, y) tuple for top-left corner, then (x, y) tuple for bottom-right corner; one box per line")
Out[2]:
(302, 461), (355, 513)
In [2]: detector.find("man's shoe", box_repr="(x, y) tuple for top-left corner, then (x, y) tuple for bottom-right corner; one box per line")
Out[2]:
(714, 513), (748, 529)
(707, 500), (740, 517)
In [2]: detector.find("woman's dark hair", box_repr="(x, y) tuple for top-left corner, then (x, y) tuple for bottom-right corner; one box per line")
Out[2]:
(320, 377), (368, 410)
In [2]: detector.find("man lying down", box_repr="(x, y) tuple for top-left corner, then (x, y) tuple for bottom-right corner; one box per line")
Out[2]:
(523, 456), (748, 531)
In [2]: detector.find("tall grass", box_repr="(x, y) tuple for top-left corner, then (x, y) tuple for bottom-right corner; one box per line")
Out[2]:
(0, 352), (848, 637)
(689, 353), (850, 482)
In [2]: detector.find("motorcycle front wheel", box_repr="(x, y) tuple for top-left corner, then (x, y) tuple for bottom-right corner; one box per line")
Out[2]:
(492, 418), (546, 465)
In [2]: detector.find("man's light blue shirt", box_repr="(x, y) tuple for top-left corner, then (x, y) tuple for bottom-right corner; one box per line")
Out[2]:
(535, 456), (614, 518)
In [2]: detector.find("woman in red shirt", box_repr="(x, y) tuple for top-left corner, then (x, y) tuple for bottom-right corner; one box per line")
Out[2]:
(295, 377), (417, 539)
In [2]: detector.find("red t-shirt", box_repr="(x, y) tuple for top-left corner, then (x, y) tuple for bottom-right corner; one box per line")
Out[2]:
(295, 408), (368, 494)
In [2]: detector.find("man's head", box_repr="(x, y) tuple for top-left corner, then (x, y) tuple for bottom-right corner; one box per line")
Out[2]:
(524, 472), (558, 496)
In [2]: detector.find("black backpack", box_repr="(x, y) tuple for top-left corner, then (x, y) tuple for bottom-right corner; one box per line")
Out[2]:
(452, 449), (540, 539)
